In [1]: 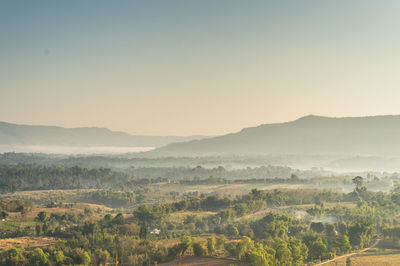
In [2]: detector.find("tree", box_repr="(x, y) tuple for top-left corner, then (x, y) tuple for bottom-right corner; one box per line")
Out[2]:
(113, 213), (124, 225)
(273, 239), (292, 266)
(193, 241), (208, 256)
(310, 222), (325, 233)
(216, 235), (227, 249)
(133, 205), (164, 227)
(225, 242), (239, 258)
(139, 225), (148, 239)
(36, 211), (47, 222)
(224, 236), (254, 260)
(352, 176), (366, 193)
(325, 224), (336, 237)
(236, 236), (254, 260)
(290, 174), (299, 181)
(337, 235), (351, 254)
(226, 224), (239, 237)
(93, 249), (111, 265)
(249, 250), (270, 266)
(82, 221), (100, 243)
(180, 235), (193, 253)
(53, 250), (65, 265)
(251, 189), (263, 200)
(207, 237), (216, 255)
(28, 248), (49, 266)
(288, 238), (308, 265)
(0, 211), (8, 219)
(337, 221), (348, 235)
(308, 240), (327, 260)
(35, 224), (42, 236)
(249, 244), (274, 266)
(103, 213), (112, 224)
(352, 176), (363, 188)
(7, 247), (27, 266)
(251, 213), (292, 239)
(72, 248), (91, 265)
(348, 221), (375, 249)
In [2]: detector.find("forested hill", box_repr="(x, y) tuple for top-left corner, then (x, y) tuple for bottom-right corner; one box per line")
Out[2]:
(0, 121), (206, 148)
(153, 115), (400, 156)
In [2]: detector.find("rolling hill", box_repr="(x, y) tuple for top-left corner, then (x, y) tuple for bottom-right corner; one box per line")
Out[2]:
(0, 121), (206, 148)
(153, 115), (400, 156)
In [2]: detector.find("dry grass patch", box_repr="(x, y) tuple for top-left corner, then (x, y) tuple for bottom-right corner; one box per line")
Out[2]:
(350, 250), (400, 265)
(0, 189), (95, 201)
(0, 237), (56, 251)
(324, 241), (400, 266)
(324, 251), (400, 266)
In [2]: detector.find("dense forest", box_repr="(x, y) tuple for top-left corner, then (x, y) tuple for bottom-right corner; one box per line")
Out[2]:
(0, 164), (316, 192)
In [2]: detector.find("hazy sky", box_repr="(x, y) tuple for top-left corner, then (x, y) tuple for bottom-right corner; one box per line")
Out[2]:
(1, 1), (400, 136)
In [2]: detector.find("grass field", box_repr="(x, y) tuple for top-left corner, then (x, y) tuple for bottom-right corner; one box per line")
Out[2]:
(162, 183), (305, 197)
(0, 189), (95, 202)
(324, 251), (400, 266)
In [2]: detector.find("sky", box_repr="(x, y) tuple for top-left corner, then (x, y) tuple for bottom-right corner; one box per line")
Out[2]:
(1, 1), (400, 136)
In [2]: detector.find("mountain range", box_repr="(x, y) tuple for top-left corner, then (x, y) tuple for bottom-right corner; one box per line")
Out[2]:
(0, 121), (206, 148)
(3, 115), (400, 159)
(153, 115), (400, 156)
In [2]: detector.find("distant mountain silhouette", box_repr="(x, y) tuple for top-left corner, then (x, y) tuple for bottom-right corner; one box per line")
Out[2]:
(0, 121), (206, 148)
(153, 115), (400, 156)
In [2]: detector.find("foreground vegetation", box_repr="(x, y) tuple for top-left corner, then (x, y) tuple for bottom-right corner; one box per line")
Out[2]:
(1, 158), (400, 265)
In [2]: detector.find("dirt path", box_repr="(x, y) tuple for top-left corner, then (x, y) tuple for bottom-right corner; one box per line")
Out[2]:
(315, 237), (382, 265)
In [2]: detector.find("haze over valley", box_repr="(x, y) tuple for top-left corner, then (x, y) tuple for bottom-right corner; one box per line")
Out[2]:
(3, 115), (400, 172)
(0, 121), (208, 154)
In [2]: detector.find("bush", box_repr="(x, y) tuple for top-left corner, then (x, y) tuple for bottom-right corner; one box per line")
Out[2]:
(192, 241), (208, 256)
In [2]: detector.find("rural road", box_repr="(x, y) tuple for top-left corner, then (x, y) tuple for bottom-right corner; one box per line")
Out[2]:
(315, 237), (382, 265)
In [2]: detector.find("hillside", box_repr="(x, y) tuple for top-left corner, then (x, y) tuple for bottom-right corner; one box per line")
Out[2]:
(0, 121), (206, 148)
(153, 115), (400, 156)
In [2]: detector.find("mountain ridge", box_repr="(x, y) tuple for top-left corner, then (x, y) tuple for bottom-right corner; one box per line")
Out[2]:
(152, 114), (400, 156)
(0, 121), (208, 148)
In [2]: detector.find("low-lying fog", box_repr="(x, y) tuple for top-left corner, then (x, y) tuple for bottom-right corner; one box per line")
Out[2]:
(2, 145), (400, 174)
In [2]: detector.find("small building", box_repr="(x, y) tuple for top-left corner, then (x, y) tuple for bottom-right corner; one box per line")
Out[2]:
(149, 228), (160, 235)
